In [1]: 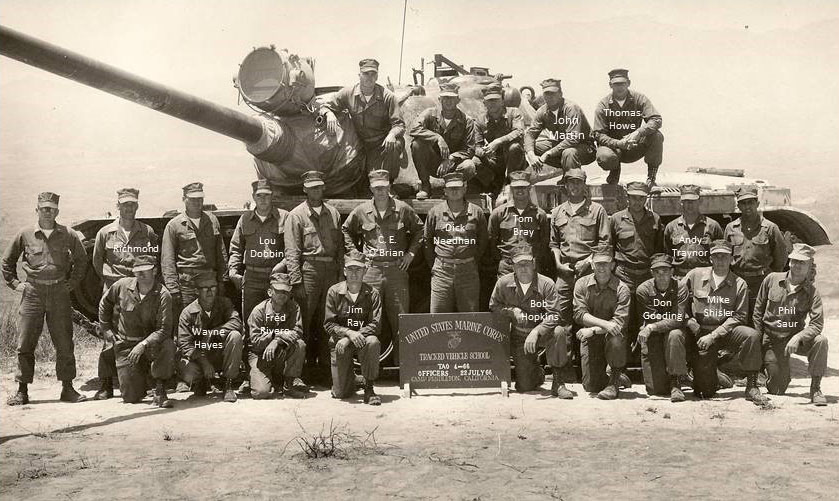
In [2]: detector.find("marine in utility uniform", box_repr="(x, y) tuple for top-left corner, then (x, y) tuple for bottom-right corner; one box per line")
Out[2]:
(683, 240), (767, 404)
(342, 169), (423, 365)
(723, 186), (787, 323)
(662, 184), (723, 279)
(285, 170), (344, 380)
(489, 244), (573, 398)
(177, 272), (243, 403)
(473, 82), (525, 194)
(98, 255), (175, 407)
(410, 82), (479, 200)
(634, 253), (690, 402)
(592, 68), (663, 186)
(549, 168), (611, 326)
(246, 272), (308, 399)
(323, 58), (406, 188)
(487, 170), (550, 278)
(2, 191), (88, 406)
(161, 182), (228, 319)
(424, 171), (488, 313)
(91, 187), (159, 400)
(572, 250), (631, 400)
(324, 250), (383, 405)
(524, 78), (596, 173)
(753, 243), (827, 405)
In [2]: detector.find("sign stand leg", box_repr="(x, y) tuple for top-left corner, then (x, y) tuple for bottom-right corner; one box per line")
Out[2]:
(501, 381), (509, 398)
(403, 383), (411, 399)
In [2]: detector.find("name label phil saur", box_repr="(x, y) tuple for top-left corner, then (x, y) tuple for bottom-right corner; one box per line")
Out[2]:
(399, 312), (511, 390)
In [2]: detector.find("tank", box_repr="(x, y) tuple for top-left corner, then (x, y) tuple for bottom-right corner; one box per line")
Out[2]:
(0, 25), (832, 349)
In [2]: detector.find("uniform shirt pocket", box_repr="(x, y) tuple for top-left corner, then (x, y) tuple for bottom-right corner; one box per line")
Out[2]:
(577, 217), (597, 241)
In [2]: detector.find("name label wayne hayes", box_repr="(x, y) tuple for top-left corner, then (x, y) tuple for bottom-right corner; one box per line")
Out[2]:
(399, 312), (511, 390)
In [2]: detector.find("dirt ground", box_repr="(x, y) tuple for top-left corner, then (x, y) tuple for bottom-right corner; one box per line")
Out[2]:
(1, 316), (838, 501)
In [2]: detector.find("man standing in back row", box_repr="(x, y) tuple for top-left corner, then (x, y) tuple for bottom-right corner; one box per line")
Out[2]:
(3, 192), (88, 405)
(592, 69), (663, 187)
(323, 58), (406, 190)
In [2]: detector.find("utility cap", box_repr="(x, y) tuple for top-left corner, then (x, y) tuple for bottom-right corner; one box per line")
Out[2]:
(709, 239), (733, 255)
(117, 188), (139, 204)
(345, 249), (367, 268)
(182, 182), (204, 199)
(301, 171), (325, 188)
(131, 255), (157, 273)
(540, 78), (561, 93)
(626, 181), (649, 196)
(252, 179), (273, 195)
(735, 186), (758, 202)
(37, 191), (60, 209)
(788, 243), (815, 262)
(270, 272), (293, 292)
(679, 184), (701, 201)
(482, 83), (503, 100)
(359, 58), (379, 72)
(562, 168), (586, 182)
(508, 170), (531, 188)
(591, 249), (614, 264)
(608, 68), (629, 84)
(650, 253), (673, 269)
(194, 271), (218, 288)
(443, 171), (465, 188)
(511, 244), (535, 264)
(439, 82), (459, 97)
(368, 169), (390, 188)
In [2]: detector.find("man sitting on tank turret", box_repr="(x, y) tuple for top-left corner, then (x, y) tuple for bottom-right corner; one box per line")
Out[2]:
(473, 83), (525, 196)
(592, 69), (663, 187)
(410, 82), (479, 200)
(524, 78), (596, 175)
(322, 58), (406, 192)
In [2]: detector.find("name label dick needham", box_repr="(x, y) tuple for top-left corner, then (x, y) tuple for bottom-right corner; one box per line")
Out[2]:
(399, 312), (512, 397)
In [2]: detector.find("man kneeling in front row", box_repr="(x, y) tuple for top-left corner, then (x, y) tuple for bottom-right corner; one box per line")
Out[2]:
(490, 244), (573, 398)
(177, 272), (243, 402)
(324, 250), (383, 405)
(99, 255), (175, 407)
(754, 243), (828, 406)
(247, 273), (309, 399)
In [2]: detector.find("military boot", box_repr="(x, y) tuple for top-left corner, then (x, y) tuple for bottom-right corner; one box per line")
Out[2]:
(363, 384), (381, 406)
(646, 165), (659, 189)
(152, 381), (173, 408)
(744, 372), (769, 405)
(223, 379), (237, 403)
(550, 369), (574, 399)
(670, 375), (685, 403)
(717, 369), (734, 389)
(59, 381), (87, 403)
(6, 388), (29, 406)
(597, 370), (621, 400)
(606, 167), (621, 185)
(93, 377), (114, 400)
(811, 376), (827, 406)
(283, 378), (307, 399)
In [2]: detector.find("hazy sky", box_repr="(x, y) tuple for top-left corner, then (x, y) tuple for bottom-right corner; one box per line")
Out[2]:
(1, 0), (839, 225)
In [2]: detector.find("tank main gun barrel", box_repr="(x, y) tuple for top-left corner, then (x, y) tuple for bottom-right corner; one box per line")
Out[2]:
(0, 24), (265, 144)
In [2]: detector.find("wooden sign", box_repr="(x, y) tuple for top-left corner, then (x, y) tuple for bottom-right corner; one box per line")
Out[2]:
(398, 312), (511, 397)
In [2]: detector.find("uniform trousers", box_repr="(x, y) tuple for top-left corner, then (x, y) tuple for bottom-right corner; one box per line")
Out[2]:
(363, 263), (408, 362)
(511, 326), (569, 392)
(476, 142), (525, 193)
(533, 138), (596, 171)
(614, 263), (652, 357)
(16, 282), (76, 384)
(248, 339), (306, 399)
(692, 325), (762, 397)
(595, 130), (663, 182)
(410, 140), (478, 191)
(762, 333), (829, 395)
(330, 336), (380, 398)
(430, 259), (480, 313)
(115, 337), (176, 403)
(97, 280), (118, 382)
(299, 260), (340, 373)
(177, 330), (243, 384)
(576, 327), (627, 393)
(640, 328), (689, 396)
